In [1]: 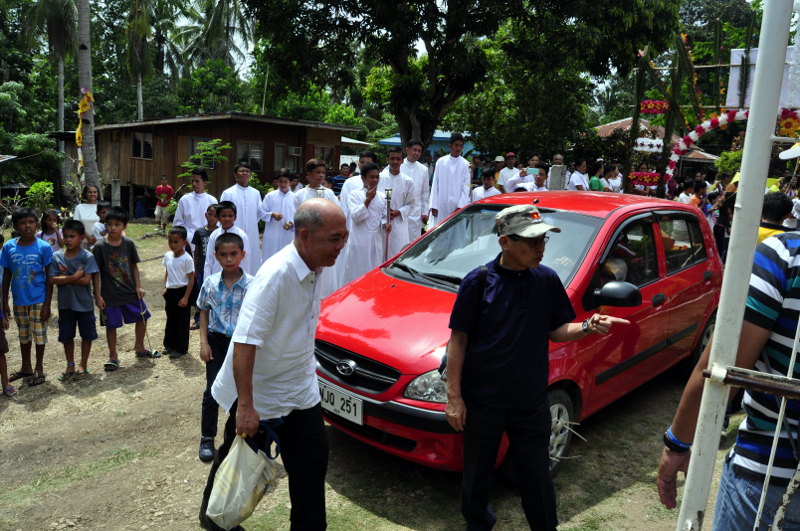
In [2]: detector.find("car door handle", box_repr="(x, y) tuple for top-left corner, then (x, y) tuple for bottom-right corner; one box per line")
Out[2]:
(704, 271), (712, 282)
(652, 293), (666, 307)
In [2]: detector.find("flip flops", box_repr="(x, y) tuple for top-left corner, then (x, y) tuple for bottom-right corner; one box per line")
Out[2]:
(58, 370), (76, 382)
(9, 371), (33, 382)
(136, 349), (161, 359)
(3, 386), (17, 397)
(104, 359), (120, 372)
(26, 373), (46, 386)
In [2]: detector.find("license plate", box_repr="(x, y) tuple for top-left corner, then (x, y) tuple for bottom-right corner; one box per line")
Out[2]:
(319, 381), (363, 425)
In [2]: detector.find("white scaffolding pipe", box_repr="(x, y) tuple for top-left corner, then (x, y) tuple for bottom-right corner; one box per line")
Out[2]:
(675, 1), (794, 529)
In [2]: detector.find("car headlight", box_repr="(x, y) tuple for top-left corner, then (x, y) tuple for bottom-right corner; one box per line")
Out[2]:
(403, 369), (447, 403)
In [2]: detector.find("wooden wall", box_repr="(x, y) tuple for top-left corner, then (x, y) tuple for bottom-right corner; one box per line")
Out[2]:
(96, 118), (345, 199)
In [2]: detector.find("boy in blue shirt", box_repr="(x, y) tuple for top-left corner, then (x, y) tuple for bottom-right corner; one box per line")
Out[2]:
(1, 208), (54, 387)
(49, 220), (99, 380)
(195, 232), (252, 463)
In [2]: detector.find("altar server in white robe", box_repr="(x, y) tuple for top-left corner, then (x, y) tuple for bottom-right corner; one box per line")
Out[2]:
(294, 158), (338, 207)
(259, 172), (296, 262)
(343, 163), (389, 285)
(219, 162), (262, 274)
(378, 147), (416, 259)
(401, 139), (430, 240)
(337, 151), (378, 287)
(172, 168), (217, 252)
(339, 151), (378, 221)
(429, 132), (471, 227)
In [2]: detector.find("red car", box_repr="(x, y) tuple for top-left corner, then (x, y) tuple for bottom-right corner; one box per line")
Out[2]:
(316, 192), (721, 472)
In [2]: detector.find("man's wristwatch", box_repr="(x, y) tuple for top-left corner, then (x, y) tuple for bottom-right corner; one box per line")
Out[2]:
(582, 319), (592, 334)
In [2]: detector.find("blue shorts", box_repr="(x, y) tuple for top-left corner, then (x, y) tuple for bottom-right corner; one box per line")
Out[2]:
(102, 301), (151, 330)
(58, 309), (98, 343)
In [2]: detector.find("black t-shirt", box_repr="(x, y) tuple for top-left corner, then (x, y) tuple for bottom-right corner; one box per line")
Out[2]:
(92, 237), (141, 305)
(449, 255), (575, 409)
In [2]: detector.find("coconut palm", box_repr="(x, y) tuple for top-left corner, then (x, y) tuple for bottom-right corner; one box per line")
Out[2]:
(126, 0), (153, 120)
(27, 0), (77, 184)
(76, 0), (98, 188)
(149, 0), (187, 79)
(174, 0), (253, 72)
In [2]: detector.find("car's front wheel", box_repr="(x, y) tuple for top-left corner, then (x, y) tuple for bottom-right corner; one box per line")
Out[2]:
(549, 388), (574, 476)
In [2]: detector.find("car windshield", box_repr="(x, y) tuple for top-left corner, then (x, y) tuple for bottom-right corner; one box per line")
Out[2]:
(389, 204), (603, 288)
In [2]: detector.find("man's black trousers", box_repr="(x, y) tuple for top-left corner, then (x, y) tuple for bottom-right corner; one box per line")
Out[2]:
(461, 400), (557, 531)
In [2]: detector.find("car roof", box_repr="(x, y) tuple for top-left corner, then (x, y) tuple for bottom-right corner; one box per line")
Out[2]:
(475, 191), (690, 219)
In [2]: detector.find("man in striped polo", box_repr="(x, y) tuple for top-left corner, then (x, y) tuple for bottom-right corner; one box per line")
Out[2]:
(657, 232), (800, 529)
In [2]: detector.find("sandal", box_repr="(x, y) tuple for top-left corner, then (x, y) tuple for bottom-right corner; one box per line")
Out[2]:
(189, 322), (200, 330)
(26, 373), (46, 386)
(9, 371), (33, 382)
(73, 370), (88, 381)
(104, 359), (120, 372)
(136, 349), (158, 358)
(58, 370), (76, 382)
(3, 386), (17, 397)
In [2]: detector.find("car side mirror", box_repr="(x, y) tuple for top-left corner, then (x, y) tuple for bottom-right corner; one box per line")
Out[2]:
(593, 281), (642, 307)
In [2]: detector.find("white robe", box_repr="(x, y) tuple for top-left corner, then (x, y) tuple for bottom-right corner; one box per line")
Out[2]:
(339, 175), (365, 221)
(172, 191), (217, 251)
(343, 188), (387, 285)
(378, 167), (415, 258)
(203, 225), (250, 278)
(220, 184), (262, 274)
(429, 155), (470, 226)
(259, 189), (296, 263)
(293, 186), (338, 208)
(470, 186), (501, 202)
(401, 159), (430, 240)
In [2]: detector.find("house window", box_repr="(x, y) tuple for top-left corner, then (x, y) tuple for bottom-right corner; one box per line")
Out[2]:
(274, 144), (298, 172)
(315, 146), (334, 169)
(190, 138), (216, 169)
(132, 132), (153, 159)
(237, 142), (263, 172)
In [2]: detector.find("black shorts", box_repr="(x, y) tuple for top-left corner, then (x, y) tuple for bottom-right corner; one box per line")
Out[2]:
(58, 309), (98, 343)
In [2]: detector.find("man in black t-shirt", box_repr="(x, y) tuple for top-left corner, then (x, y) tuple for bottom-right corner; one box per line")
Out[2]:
(446, 204), (628, 530)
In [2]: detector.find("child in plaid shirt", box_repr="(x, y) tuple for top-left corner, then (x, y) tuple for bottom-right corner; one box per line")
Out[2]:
(195, 232), (252, 462)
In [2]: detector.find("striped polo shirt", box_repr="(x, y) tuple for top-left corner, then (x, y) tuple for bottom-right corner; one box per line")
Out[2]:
(735, 232), (800, 485)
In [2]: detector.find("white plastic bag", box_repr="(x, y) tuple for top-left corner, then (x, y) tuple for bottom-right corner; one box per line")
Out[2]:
(206, 434), (280, 530)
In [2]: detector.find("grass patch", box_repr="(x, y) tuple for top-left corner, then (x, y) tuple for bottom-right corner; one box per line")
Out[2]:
(0, 447), (155, 507)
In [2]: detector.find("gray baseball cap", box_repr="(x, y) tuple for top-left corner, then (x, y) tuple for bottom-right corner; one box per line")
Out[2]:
(496, 204), (561, 238)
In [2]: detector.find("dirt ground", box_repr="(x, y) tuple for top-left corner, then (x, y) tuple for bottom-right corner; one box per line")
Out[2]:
(0, 224), (732, 531)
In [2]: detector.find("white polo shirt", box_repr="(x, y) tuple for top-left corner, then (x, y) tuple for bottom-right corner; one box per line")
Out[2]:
(211, 242), (323, 419)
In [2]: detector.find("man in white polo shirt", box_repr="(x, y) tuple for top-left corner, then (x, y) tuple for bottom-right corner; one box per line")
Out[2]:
(199, 198), (347, 531)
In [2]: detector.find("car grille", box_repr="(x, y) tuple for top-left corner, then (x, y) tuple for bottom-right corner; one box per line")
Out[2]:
(327, 415), (417, 453)
(315, 340), (401, 394)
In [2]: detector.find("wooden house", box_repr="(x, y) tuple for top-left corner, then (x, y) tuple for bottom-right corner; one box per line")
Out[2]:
(94, 112), (360, 200)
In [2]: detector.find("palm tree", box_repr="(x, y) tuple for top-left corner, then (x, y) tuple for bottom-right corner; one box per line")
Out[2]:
(76, 0), (98, 189)
(126, 0), (153, 120)
(27, 0), (77, 183)
(149, 0), (189, 79)
(175, 0), (253, 71)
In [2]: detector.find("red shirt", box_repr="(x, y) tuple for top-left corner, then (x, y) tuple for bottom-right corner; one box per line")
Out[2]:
(155, 184), (174, 207)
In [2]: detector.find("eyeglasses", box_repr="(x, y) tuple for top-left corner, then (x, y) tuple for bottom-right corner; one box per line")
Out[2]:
(509, 234), (549, 246)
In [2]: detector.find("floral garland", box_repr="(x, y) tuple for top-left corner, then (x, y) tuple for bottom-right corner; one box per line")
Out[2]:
(664, 109), (749, 180)
(629, 171), (662, 187)
(640, 100), (669, 114)
(779, 108), (800, 137)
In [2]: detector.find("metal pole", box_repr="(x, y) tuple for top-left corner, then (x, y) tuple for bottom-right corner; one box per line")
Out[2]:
(675, 2), (793, 529)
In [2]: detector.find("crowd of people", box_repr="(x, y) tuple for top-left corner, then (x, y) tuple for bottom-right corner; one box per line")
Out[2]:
(3, 128), (800, 529)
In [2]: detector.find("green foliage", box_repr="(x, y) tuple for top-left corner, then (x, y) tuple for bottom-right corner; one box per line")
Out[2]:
(247, 175), (272, 196)
(715, 150), (744, 175)
(176, 59), (254, 114)
(177, 138), (232, 182)
(26, 180), (55, 214)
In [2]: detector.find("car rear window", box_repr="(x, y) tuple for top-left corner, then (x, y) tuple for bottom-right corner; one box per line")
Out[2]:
(389, 204), (602, 288)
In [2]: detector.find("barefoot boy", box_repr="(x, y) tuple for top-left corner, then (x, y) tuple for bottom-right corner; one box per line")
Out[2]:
(49, 220), (99, 379)
(196, 232), (252, 462)
(1, 208), (54, 387)
(92, 207), (152, 370)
